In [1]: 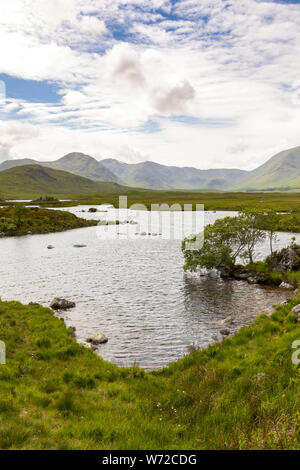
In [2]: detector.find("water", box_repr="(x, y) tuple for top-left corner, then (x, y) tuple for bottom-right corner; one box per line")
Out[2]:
(0, 206), (298, 370)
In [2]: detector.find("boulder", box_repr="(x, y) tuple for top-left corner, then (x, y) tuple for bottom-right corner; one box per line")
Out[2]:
(291, 304), (300, 319)
(47, 245), (54, 249)
(220, 328), (231, 336)
(279, 281), (294, 290)
(81, 341), (97, 351)
(86, 333), (108, 345)
(277, 247), (297, 272)
(73, 244), (87, 248)
(68, 326), (76, 338)
(50, 298), (76, 310)
(247, 276), (259, 284)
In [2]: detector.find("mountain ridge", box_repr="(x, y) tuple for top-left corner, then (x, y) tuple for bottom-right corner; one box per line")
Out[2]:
(1, 146), (300, 191)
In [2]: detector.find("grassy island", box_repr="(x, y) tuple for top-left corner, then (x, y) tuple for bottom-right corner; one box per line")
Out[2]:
(0, 206), (98, 237)
(1, 296), (300, 449)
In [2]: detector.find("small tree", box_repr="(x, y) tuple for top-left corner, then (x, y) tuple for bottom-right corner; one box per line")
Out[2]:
(182, 210), (266, 273)
(13, 205), (27, 228)
(238, 209), (266, 264)
(257, 209), (280, 256)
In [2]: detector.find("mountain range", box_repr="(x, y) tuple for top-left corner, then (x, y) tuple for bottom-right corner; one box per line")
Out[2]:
(0, 146), (300, 192)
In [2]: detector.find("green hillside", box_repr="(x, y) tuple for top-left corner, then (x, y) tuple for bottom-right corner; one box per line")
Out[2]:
(0, 165), (126, 199)
(0, 153), (118, 183)
(236, 146), (300, 190)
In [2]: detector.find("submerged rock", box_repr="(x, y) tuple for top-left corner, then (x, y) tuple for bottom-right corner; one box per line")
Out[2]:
(73, 244), (87, 248)
(216, 316), (234, 325)
(50, 298), (76, 310)
(86, 333), (108, 345)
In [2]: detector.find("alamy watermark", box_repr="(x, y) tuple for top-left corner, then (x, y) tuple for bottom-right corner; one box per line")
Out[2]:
(0, 341), (6, 365)
(95, 196), (205, 249)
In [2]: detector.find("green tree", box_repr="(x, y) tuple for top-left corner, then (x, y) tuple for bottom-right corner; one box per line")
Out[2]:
(13, 205), (27, 228)
(257, 209), (280, 256)
(182, 210), (266, 273)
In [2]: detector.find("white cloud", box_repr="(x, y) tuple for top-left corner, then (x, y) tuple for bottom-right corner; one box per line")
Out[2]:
(1, 0), (300, 169)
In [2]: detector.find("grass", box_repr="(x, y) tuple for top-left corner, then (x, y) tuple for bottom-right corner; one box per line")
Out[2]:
(0, 206), (98, 236)
(1, 296), (300, 449)
(53, 190), (300, 212)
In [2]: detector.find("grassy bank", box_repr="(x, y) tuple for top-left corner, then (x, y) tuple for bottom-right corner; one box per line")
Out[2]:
(0, 207), (98, 237)
(55, 190), (300, 213)
(1, 297), (300, 449)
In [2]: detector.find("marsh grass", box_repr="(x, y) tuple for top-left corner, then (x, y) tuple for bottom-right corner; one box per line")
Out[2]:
(1, 298), (300, 449)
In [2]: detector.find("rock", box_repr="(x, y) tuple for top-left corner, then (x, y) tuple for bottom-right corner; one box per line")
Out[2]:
(233, 272), (250, 280)
(220, 328), (231, 336)
(68, 326), (76, 338)
(280, 299), (290, 306)
(216, 316), (234, 325)
(27, 231), (32, 235)
(277, 247), (297, 272)
(253, 372), (266, 383)
(29, 302), (39, 306)
(247, 276), (258, 284)
(86, 333), (108, 345)
(0, 232), (6, 237)
(81, 341), (97, 351)
(140, 232), (147, 236)
(47, 245), (54, 249)
(291, 304), (300, 319)
(73, 244), (87, 248)
(279, 281), (294, 289)
(50, 298), (76, 310)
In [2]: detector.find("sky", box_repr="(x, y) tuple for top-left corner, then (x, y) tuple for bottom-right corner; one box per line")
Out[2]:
(0, 0), (300, 170)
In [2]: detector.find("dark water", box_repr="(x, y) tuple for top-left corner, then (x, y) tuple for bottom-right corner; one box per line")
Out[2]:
(0, 207), (297, 369)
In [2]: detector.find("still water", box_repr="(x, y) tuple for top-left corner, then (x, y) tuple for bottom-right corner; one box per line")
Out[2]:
(0, 206), (298, 369)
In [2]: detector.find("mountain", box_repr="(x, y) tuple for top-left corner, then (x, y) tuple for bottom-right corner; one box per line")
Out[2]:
(0, 153), (118, 183)
(1, 146), (300, 192)
(235, 146), (300, 190)
(101, 159), (247, 190)
(0, 165), (126, 199)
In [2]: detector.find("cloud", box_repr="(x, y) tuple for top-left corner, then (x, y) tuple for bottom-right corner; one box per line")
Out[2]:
(1, 0), (300, 169)
(0, 122), (39, 162)
(105, 44), (196, 115)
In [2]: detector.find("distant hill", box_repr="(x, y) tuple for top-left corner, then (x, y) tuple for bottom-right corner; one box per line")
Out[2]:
(0, 165), (126, 199)
(101, 159), (246, 190)
(0, 153), (118, 183)
(234, 146), (300, 190)
(1, 146), (300, 192)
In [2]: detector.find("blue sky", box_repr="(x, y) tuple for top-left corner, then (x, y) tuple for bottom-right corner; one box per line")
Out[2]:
(0, 0), (300, 170)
